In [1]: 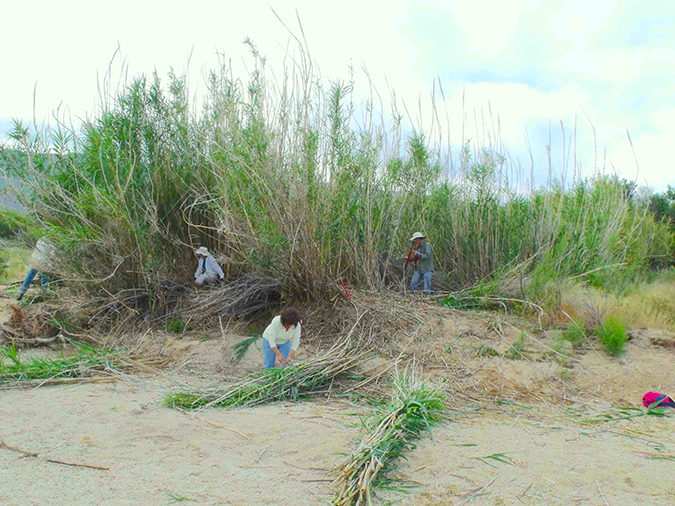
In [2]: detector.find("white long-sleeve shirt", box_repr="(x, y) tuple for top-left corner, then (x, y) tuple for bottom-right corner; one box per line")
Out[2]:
(263, 316), (301, 351)
(31, 238), (56, 271)
(194, 255), (225, 282)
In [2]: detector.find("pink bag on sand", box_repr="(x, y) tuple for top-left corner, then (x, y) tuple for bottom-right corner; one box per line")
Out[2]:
(643, 392), (675, 408)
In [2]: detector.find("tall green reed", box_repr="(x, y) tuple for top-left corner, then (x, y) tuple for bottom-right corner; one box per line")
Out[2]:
(0, 42), (671, 303)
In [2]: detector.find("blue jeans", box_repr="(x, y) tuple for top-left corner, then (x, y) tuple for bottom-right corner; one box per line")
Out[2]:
(411, 270), (432, 295)
(262, 339), (292, 369)
(19, 268), (48, 295)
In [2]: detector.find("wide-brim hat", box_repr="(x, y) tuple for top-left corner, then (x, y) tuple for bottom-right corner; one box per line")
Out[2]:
(195, 246), (210, 256)
(410, 232), (426, 241)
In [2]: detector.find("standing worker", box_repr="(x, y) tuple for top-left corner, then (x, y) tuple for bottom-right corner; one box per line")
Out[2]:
(409, 232), (433, 295)
(262, 309), (303, 369)
(194, 247), (225, 286)
(17, 237), (56, 301)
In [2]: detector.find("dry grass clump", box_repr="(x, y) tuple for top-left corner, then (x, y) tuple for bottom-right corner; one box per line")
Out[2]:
(557, 273), (675, 330)
(333, 368), (445, 506)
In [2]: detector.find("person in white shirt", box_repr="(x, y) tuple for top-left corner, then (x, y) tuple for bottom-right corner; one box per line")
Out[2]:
(262, 309), (303, 368)
(17, 238), (56, 301)
(193, 246), (225, 286)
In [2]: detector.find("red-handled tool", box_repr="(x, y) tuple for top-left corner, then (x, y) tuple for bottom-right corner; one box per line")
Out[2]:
(340, 279), (353, 302)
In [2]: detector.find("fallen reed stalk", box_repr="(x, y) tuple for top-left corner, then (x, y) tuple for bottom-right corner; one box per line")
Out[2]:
(333, 369), (445, 506)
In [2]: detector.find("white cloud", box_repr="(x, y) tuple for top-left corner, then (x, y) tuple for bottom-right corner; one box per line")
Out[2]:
(1, 0), (674, 190)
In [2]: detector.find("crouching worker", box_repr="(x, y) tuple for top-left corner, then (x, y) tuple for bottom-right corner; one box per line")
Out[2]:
(262, 309), (303, 369)
(17, 237), (56, 301)
(194, 247), (224, 286)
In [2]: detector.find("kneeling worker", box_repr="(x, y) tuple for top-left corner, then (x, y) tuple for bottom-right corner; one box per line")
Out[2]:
(194, 246), (225, 286)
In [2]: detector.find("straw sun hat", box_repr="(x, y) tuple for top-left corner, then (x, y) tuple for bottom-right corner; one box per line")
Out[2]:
(409, 232), (426, 241)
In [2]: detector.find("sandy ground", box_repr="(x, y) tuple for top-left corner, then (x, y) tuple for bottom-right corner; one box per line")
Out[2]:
(1, 291), (675, 505)
(1, 373), (674, 505)
(0, 379), (358, 505)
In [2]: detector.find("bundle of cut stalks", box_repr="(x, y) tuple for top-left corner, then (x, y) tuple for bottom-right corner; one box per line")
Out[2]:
(0, 341), (164, 386)
(166, 335), (368, 411)
(334, 369), (445, 506)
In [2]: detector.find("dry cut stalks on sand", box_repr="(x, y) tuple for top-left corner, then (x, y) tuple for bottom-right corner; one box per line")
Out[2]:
(333, 368), (445, 506)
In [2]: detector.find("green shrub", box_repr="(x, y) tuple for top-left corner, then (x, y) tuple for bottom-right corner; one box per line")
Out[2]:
(597, 317), (627, 356)
(167, 318), (186, 334)
(563, 322), (585, 349)
(0, 251), (7, 280)
(476, 345), (500, 357)
(505, 333), (526, 360)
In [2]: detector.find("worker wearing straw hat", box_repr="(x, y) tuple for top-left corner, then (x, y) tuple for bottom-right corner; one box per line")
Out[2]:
(262, 309), (303, 368)
(194, 246), (225, 286)
(409, 232), (433, 295)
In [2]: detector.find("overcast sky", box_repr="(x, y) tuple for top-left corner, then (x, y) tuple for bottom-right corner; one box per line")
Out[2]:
(2, 0), (674, 190)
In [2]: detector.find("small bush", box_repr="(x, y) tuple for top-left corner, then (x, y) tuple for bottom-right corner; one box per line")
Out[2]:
(476, 345), (500, 357)
(563, 322), (585, 349)
(597, 317), (627, 356)
(0, 251), (7, 280)
(167, 318), (186, 334)
(505, 333), (526, 360)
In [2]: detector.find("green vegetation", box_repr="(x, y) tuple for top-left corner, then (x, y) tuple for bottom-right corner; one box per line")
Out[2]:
(334, 370), (445, 505)
(166, 339), (365, 409)
(476, 345), (500, 357)
(505, 333), (526, 360)
(230, 335), (260, 363)
(0, 342), (114, 382)
(563, 321), (585, 350)
(0, 42), (671, 306)
(166, 318), (186, 334)
(0, 241), (31, 284)
(597, 317), (628, 356)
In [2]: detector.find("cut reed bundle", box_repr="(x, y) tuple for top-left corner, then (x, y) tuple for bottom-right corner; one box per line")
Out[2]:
(166, 337), (369, 411)
(0, 341), (167, 385)
(334, 369), (445, 506)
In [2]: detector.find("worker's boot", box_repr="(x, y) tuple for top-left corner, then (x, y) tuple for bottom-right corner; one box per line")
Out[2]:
(16, 292), (24, 301)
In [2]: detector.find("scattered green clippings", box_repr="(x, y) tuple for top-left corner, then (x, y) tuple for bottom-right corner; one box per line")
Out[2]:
(476, 345), (500, 357)
(166, 492), (197, 503)
(505, 333), (526, 360)
(231, 335), (260, 363)
(473, 452), (516, 468)
(578, 404), (671, 424)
